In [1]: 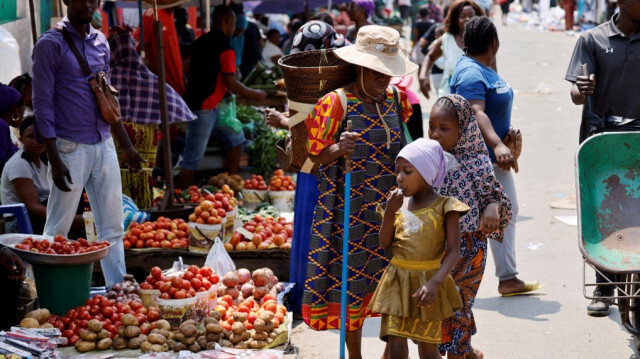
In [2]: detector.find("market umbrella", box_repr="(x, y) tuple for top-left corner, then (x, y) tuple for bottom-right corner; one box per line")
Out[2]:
(339, 120), (353, 359)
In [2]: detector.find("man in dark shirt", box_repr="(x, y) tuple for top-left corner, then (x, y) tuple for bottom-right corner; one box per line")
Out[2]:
(177, 5), (266, 188)
(566, 0), (640, 316)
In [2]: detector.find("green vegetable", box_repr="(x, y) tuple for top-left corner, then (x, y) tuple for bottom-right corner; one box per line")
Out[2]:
(247, 120), (279, 177)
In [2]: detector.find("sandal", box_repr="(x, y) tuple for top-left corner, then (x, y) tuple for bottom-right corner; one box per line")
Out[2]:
(501, 281), (543, 297)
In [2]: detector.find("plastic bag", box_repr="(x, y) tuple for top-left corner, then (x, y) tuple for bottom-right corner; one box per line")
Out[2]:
(205, 238), (236, 276)
(217, 94), (242, 134)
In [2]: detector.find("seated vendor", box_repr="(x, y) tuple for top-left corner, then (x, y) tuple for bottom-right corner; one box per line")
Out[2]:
(0, 117), (84, 235)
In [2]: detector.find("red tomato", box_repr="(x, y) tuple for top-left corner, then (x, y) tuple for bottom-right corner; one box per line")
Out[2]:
(159, 282), (172, 293)
(171, 276), (182, 289)
(188, 265), (199, 275)
(201, 278), (212, 290)
(105, 324), (117, 334)
(68, 335), (80, 346)
(174, 290), (187, 299)
(135, 314), (146, 326)
(199, 266), (212, 277)
(220, 295), (234, 308)
(190, 278), (202, 290)
(182, 280), (191, 290)
(130, 301), (143, 311)
(147, 310), (160, 322)
(62, 330), (74, 338)
(183, 271), (195, 281)
(209, 274), (220, 284)
(140, 323), (151, 335)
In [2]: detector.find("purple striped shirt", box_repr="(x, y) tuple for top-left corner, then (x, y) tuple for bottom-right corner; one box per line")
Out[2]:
(32, 18), (112, 144)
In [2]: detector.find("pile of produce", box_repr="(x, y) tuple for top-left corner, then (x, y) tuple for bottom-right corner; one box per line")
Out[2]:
(247, 119), (287, 178)
(209, 173), (245, 194)
(19, 309), (53, 329)
(236, 105), (262, 138)
(48, 295), (161, 347)
(242, 62), (283, 90)
(74, 319), (113, 353)
(112, 315), (172, 353)
(237, 203), (280, 223)
(13, 236), (109, 254)
(187, 199), (227, 225)
(168, 319), (214, 352)
(123, 217), (189, 250)
(243, 174), (268, 191)
(139, 265), (219, 298)
(226, 215), (292, 251)
(269, 170), (296, 191)
(105, 274), (141, 303)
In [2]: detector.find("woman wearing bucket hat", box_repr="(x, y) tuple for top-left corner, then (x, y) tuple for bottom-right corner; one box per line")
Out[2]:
(301, 25), (417, 357)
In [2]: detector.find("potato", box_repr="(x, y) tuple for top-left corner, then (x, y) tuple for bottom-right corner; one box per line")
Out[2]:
(124, 326), (141, 338)
(220, 339), (233, 348)
(154, 319), (171, 331)
(80, 329), (97, 342)
(148, 333), (166, 345)
(206, 323), (223, 334)
(39, 323), (54, 329)
(250, 340), (261, 349)
(259, 311), (274, 322)
(197, 338), (207, 349)
(166, 339), (175, 348)
(253, 318), (266, 332)
(253, 332), (268, 341)
(75, 340), (96, 353)
(235, 342), (248, 349)
(231, 322), (245, 335)
(188, 343), (201, 353)
(266, 338), (274, 344)
(150, 344), (165, 352)
(97, 338), (112, 350)
(179, 324), (197, 337)
(173, 332), (184, 342)
(182, 319), (197, 327)
(204, 317), (218, 325)
(209, 311), (222, 321)
(152, 328), (171, 338)
(128, 337), (143, 349)
(26, 309), (50, 324)
(206, 342), (216, 350)
(163, 343), (169, 352)
(117, 326), (126, 338)
(240, 331), (250, 341)
(88, 319), (103, 333)
(229, 333), (243, 344)
(182, 336), (197, 346)
(269, 331), (278, 339)
(121, 314), (138, 327)
(19, 318), (39, 328)
(97, 329), (110, 340)
(206, 333), (220, 342)
(140, 341), (153, 353)
(139, 334), (148, 343)
(233, 312), (247, 323)
(173, 343), (186, 352)
(264, 322), (274, 333)
(113, 337), (128, 350)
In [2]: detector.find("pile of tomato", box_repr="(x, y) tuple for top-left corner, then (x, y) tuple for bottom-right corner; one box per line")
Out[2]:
(269, 170), (296, 191)
(226, 215), (292, 251)
(243, 175), (268, 191)
(48, 295), (160, 346)
(139, 265), (220, 300)
(14, 236), (109, 255)
(123, 217), (189, 250)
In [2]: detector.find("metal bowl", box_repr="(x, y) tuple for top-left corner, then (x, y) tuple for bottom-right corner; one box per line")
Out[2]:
(0, 234), (112, 266)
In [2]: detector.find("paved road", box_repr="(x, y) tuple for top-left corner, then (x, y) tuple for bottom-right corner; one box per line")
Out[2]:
(290, 19), (640, 359)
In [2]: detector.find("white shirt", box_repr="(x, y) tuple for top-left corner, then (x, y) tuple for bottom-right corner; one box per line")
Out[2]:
(262, 41), (284, 68)
(1, 149), (49, 205)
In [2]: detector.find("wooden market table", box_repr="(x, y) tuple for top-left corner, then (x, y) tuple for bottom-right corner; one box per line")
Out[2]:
(120, 248), (291, 283)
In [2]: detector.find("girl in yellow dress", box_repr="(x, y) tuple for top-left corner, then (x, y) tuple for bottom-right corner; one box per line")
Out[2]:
(370, 138), (468, 359)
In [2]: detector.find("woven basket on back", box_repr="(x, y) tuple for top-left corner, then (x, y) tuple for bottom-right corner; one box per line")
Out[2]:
(277, 50), (355, 173)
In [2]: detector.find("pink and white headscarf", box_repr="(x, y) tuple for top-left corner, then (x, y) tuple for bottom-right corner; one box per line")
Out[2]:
(397, 138), (448, 187)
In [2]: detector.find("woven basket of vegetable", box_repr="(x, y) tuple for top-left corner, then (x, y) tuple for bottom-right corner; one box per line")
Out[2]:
(277, 50), (355, 174)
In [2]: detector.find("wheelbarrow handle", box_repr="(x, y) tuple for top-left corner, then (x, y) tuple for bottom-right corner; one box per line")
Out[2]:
(345, 120), (353, 173)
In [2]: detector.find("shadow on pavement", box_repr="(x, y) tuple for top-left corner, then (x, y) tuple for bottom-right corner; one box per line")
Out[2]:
(473, 295), (561, 321)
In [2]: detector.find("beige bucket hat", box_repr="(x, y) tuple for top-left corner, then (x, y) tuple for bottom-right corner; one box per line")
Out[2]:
(333, 25), (418, 77)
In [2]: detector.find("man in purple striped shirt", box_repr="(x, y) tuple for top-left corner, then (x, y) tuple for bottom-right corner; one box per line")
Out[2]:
(32, 0), (143, 287)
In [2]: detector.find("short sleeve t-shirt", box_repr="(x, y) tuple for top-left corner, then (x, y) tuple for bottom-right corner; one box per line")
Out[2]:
(450, 56), (514, 161)
(262, 41), (283, 68)
(201, 49), (236, 110)
(1, 150), (50, 205)
(565, 14), (640, 141)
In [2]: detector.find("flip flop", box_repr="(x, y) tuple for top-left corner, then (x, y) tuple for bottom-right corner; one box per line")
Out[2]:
(501, 282), (544, 297)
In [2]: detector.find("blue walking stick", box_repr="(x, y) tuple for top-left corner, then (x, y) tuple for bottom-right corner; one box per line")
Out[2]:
(340, 120), (353, 359)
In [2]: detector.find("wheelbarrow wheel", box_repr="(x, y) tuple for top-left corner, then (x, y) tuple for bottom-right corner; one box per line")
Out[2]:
(624, 274), (640, 351)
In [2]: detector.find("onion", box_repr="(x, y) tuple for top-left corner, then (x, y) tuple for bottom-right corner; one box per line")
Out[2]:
(237, 268), (251, 284)
(113, 283), (122, 292)
(253, 285), (270, 300)
(275, 282), (285, 293)
(224, 286), (240, 299)
(252, 269), (268, 287)
(223, 272), (239, 288)
(217, 285), (225, 297)
(241, 283), (255, 298)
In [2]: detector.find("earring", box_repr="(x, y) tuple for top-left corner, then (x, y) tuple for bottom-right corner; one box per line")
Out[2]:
(12, 113), (20, 122)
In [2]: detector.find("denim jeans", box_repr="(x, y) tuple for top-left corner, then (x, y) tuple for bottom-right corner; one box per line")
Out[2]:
(44, 137), (125, 287)
(489, 165), (519, 281)
(180, 109), (245, 171)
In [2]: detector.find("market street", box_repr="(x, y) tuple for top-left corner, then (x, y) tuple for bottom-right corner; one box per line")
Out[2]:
(290, 19), (640, 359)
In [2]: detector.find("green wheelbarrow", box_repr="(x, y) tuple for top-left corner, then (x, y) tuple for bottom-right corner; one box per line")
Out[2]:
(576, 132), (640, 347)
